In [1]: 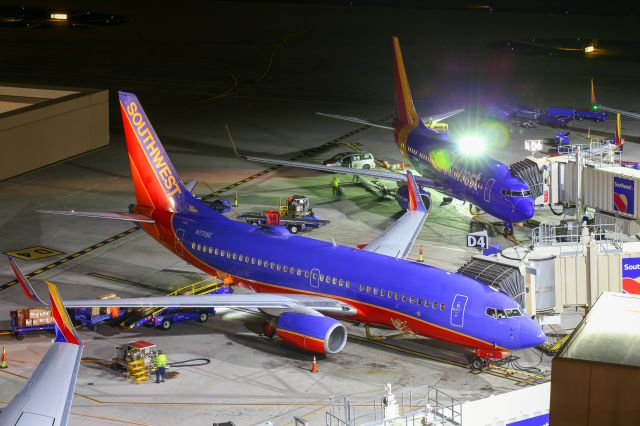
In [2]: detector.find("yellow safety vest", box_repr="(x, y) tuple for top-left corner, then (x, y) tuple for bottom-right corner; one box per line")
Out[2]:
(154, 354), (167, 367)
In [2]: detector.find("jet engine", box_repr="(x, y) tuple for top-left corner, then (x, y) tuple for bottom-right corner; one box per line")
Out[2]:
(275, 312), (348, 354)
(395, 184), (432, 213)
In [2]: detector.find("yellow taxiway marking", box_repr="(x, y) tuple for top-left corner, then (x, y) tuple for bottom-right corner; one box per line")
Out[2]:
(3, 246), (63, 261)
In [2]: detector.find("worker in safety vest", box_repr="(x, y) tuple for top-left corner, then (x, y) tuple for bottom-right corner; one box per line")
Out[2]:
(154, 350), (167, 383)
(331, 176), (341, 196)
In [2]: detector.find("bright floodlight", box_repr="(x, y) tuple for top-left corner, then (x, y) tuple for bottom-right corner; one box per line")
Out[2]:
(457, 134), (485, 155)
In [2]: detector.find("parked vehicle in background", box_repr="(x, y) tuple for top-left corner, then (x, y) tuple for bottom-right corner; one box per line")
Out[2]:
(539, 113), (569, 127)
(546, 107), (575, 119)
(575, 108), (607, 122)
(322, 151), (376, 169)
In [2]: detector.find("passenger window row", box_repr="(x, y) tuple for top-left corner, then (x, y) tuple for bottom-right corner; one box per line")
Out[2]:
(188, 241), (445, 311)
(357, 283), (445, 310)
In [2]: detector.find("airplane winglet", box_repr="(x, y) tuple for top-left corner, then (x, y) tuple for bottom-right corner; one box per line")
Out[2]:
(225, 124), (246, 159)
(8, 256), (47, 305)
(47, 281), (81, 345)
(406, 171), (427, 212)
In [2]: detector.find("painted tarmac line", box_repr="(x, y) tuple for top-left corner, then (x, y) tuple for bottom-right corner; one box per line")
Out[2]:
(0, 227), (139, 291)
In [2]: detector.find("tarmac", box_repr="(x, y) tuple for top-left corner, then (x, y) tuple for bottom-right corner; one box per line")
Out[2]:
(1, 1), (640, 425)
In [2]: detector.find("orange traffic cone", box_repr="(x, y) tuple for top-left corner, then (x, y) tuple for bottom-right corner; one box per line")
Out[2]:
(1, 346), (7, 369)
(418, 245), (424, 263)
(311, 355), (318, 373)
(233, 192), (239, 207)
(401, 161), (405, 171)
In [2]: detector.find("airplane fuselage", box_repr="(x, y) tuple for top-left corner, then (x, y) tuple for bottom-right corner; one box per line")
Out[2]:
(140, 208), (544, 352)
(398, 126), (535, 223)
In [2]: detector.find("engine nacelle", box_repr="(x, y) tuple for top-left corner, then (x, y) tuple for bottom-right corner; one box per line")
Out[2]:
(276, 312), (348, 354)
(395, 184), (432, 213)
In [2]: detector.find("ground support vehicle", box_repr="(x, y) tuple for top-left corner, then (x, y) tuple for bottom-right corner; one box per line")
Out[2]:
(74, 307), (126, 331)
(9, 308), (54, 340)
(575, 108), (607, 121)
(538, 113), (570, 127)
(555, 131), (570, 145)
(148, 308), (216, 331)
(121, 279), (226, 329)
(546, 107), (575, 119)
(238, 195), (329, 234)
(110, 340), (158, 376)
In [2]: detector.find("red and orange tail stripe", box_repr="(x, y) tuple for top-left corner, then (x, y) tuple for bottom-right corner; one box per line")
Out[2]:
(615, 113), (623, 147)
(590, 78), (597, 105)
(47, 281), (80, 345)
(392, 36), (420, 129)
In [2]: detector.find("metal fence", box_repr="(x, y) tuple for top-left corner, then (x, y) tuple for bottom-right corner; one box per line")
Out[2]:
(325, 384), (461, 426)
(531, 222), (622, 254)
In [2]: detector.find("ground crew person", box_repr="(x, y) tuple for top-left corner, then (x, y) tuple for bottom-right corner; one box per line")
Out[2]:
(331, 176), (341, 196)
(154, 350), (167, 383)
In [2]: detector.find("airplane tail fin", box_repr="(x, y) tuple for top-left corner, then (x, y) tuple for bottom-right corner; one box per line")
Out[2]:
(615, 113), (624, 150)
(8, 256), (46, 305)
(392, 36), (421, 130)
(591, 78), (597, 105)
(48, 282), (81, 345)
(119, 91), (198, 214)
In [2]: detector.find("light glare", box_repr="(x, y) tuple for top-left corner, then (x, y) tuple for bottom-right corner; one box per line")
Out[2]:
(457, 134), (485, 155)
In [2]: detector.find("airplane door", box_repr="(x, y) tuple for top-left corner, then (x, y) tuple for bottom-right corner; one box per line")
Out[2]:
(483, 178), (495, 202)
(310, 268), (320, 288)
(175, 229), (185, 257)
(450, 294), (468, 328)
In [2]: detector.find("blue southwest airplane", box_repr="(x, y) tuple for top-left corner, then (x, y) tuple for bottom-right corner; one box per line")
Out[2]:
(37, 90), (545, 364)
(237, 36), (535, 236)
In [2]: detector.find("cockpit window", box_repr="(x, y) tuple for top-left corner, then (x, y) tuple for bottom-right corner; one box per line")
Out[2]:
(506, 308), (523, 317)
(501, 189), (532, 197)
(486, 307), (523, 319)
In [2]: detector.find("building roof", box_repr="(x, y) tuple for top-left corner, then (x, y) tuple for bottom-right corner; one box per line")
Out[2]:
(557, 292), (640, 367)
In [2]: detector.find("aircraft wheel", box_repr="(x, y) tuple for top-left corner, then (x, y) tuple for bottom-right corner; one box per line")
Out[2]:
(288, 225), (299, 234)
(159, 319), (173, 331)
(198, 313), (209, 323)
(472, 358), (484, 370)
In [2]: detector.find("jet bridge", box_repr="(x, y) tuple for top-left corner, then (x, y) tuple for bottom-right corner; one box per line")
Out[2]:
(457, 256), (526, 309)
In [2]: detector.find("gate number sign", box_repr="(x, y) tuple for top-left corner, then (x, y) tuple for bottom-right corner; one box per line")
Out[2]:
(467, 231), (489, 249)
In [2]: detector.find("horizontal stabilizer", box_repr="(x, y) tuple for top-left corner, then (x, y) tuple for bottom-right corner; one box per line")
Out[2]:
(315, 112), (394, 130)
(38, 210), (155, 223)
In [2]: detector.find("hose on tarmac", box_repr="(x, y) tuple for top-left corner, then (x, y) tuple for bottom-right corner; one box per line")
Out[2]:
(167, 358), (211, 368)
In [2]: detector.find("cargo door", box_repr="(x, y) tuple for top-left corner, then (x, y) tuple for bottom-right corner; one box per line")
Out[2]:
(450, 294), (468, 328)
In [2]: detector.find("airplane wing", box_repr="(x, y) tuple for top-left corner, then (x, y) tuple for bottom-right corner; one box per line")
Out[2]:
(362, 171), (428, 259)
(9, 260), (356, 316)
(315, 112), (394, 130)
(225, 125), (445, 190)
(591, 78), (640, 120)
(37, 210), (155, 223)
(425, 108), (465, 124)
(0, 282), (82, 426)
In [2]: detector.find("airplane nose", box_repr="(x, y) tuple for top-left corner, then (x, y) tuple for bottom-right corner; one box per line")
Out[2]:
(515, 198), (535, 221)
(518, 319), (546, 349)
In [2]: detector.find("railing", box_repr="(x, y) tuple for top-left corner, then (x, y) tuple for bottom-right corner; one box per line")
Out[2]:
(326, 384), (461, 426)
(531, 222), (622, 253)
